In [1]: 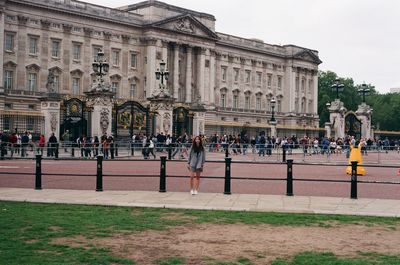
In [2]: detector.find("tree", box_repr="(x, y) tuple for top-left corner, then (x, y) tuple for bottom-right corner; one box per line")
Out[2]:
(317, 70), (400, 131)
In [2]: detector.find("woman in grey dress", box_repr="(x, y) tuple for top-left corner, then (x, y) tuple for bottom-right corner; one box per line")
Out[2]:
(187, 135), (206, 195)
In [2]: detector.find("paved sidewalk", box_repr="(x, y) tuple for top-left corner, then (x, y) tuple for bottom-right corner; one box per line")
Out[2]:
(0, 188), (399, 217)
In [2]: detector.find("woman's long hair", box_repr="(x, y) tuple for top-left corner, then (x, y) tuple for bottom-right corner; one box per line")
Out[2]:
(191, 135), (204, 153)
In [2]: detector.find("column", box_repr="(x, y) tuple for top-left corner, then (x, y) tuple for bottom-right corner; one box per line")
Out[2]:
(146, 39), (157, 97)
(313, 72), (318, 115)
(285, 65), (295, 113)
(62, 24), (73, 92)
(197, 47), (206, 102)
(173, 43), (179, 100)
(209, 50), (216, 105)
(185, 46), (192, 103)
(82, 27), (93, 92)
(0, 8), (4, 91)
(39, 20), (51, 87)
(16, 15), (29, 90)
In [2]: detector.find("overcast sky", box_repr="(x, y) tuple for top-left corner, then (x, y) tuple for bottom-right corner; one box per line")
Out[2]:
(83, 0), (400, 94)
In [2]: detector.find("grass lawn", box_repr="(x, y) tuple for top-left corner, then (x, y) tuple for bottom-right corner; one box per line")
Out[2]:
(0, 201), (399, 265)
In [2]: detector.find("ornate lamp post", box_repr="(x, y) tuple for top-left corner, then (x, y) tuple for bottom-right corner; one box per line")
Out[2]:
(331, 78), (344, 99)
(155, 60), (169, 89)
(270, 98), (276, 124)
(92, 50), (109, 85)
(358, 83), (370, 103)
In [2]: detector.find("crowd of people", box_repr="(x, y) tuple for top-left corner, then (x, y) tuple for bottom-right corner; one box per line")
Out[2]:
(1, 129), (399, 160)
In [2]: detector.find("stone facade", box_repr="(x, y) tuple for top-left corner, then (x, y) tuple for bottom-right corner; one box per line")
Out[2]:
(0, 0), (322, 138)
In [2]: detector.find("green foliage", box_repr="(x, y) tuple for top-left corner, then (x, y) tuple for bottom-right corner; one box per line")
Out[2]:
(317, 70), (400, 131)
(155, 256), (185, 265)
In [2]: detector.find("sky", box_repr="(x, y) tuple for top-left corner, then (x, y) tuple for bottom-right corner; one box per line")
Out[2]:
(83, 0), (400, 94)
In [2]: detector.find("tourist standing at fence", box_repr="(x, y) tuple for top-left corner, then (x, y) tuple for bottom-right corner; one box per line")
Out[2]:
(38, 134), (45, 155)
(187, 135), (206, 195)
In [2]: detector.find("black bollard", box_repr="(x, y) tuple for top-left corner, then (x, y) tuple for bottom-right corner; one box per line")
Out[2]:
(282, 146), (287, 162)
(131, 143), (134, 156)
(168, 146), (172, 160)
(115, 143), (118, 157)
(96, 155), (103, 192)
(71, 147), (75, 157)
(159, 156), (167, 192)
(225, 145), (229, 158)
(110, 144), (115, 159)
(224, 157), (232, 195)
(350, 160), (358, 199)
(0, 145), (4, 160)
(55, 144), (59, 159)
(35, 154), (42, 190)
(286, 159), (293, 196)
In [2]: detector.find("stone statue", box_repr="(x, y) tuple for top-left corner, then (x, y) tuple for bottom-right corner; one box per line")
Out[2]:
(100, 108), (110, 134)
(46, 69), (55, 93)
(163, 113), (171, 133)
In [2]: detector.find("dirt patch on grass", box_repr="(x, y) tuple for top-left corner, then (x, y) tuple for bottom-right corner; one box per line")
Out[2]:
(51, 223), (400, 264)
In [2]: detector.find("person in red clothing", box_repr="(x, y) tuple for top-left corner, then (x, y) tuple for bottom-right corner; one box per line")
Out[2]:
(8, 133), (18, 157)
(38, 134), (45, 155)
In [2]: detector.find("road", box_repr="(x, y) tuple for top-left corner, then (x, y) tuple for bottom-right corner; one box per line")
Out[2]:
(1, 149), (399, 200)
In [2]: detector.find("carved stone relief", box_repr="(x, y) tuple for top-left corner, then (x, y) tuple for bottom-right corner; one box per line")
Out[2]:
(163, 113), (171, 133)
(100, 108), (110, 135)
(175, 17), (195, 34)
(50, 112), (58, 132)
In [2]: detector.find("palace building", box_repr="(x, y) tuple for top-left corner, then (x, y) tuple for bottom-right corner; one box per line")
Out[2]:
(0, 0), (322, 140)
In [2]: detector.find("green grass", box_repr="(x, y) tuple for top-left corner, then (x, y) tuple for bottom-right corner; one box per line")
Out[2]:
(271, 252), (400, 265)
(1, 201), (400, 265)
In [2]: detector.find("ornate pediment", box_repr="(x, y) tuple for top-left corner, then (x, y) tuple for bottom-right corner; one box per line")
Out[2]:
(149, 14), (218, 39)
(293, 50), (322, 65)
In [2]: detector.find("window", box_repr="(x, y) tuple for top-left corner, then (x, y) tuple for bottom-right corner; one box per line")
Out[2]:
(130, 83), (136, 98)
(245, 96), (250, 109)
(295, 77), (299, 91)
(73, 43), (81, 60)
(29, 36), (39, 55)
(220, 94), (226, 108)
(295, 98), (299, 112)
(73, 27), (81, 32)
(72, 78), (80, 95)
(267, 74), (272, 88)
(52, 40), (61, 58)
(221, 67), (227, 82)
(27, 117), (34, 131)
(27, 73), (37, 91)
(308, 79), (313, 94)
(28, 104), (35, 110)
(257, 72), (262, 85)
(308, 100), (313, 113)
(234, 68), (239, 82)
(112, 82), (119, 97)
(93, 46), (102, 61)
(5, 33), (15, 51)
(301, 78), (305, 92)
(4, 70), (14, 90)
(245, 70), (251, 83)
(5, 103), (12, 110)
(53, 74), (60, 92)
(277, 76), (282, 90)
(233, 95), (238, 109)
(277, 100), (282, 112)
(256, 97), (261, 110)
(234, 118), (238, 122)
(130, 53), (138, 68)
(3, 117), (11, 131)
(112, 50), (120, 66)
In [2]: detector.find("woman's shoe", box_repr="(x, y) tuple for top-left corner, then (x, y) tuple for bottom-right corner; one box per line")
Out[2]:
(190, 190), (194, 195)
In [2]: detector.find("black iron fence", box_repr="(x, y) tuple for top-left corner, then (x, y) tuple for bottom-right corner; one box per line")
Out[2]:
(2, 154), (399, 200)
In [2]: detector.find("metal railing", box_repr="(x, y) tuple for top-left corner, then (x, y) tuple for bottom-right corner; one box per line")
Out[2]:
(1, 154), (400, 200)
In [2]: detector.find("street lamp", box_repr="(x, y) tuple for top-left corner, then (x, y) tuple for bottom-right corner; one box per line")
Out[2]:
(92, 50), (109, 84)
(358, 83), (370, 103)
(270, 98), (276, 123)
(331, 78), (344, 99)
(155, 60), (169, 87)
